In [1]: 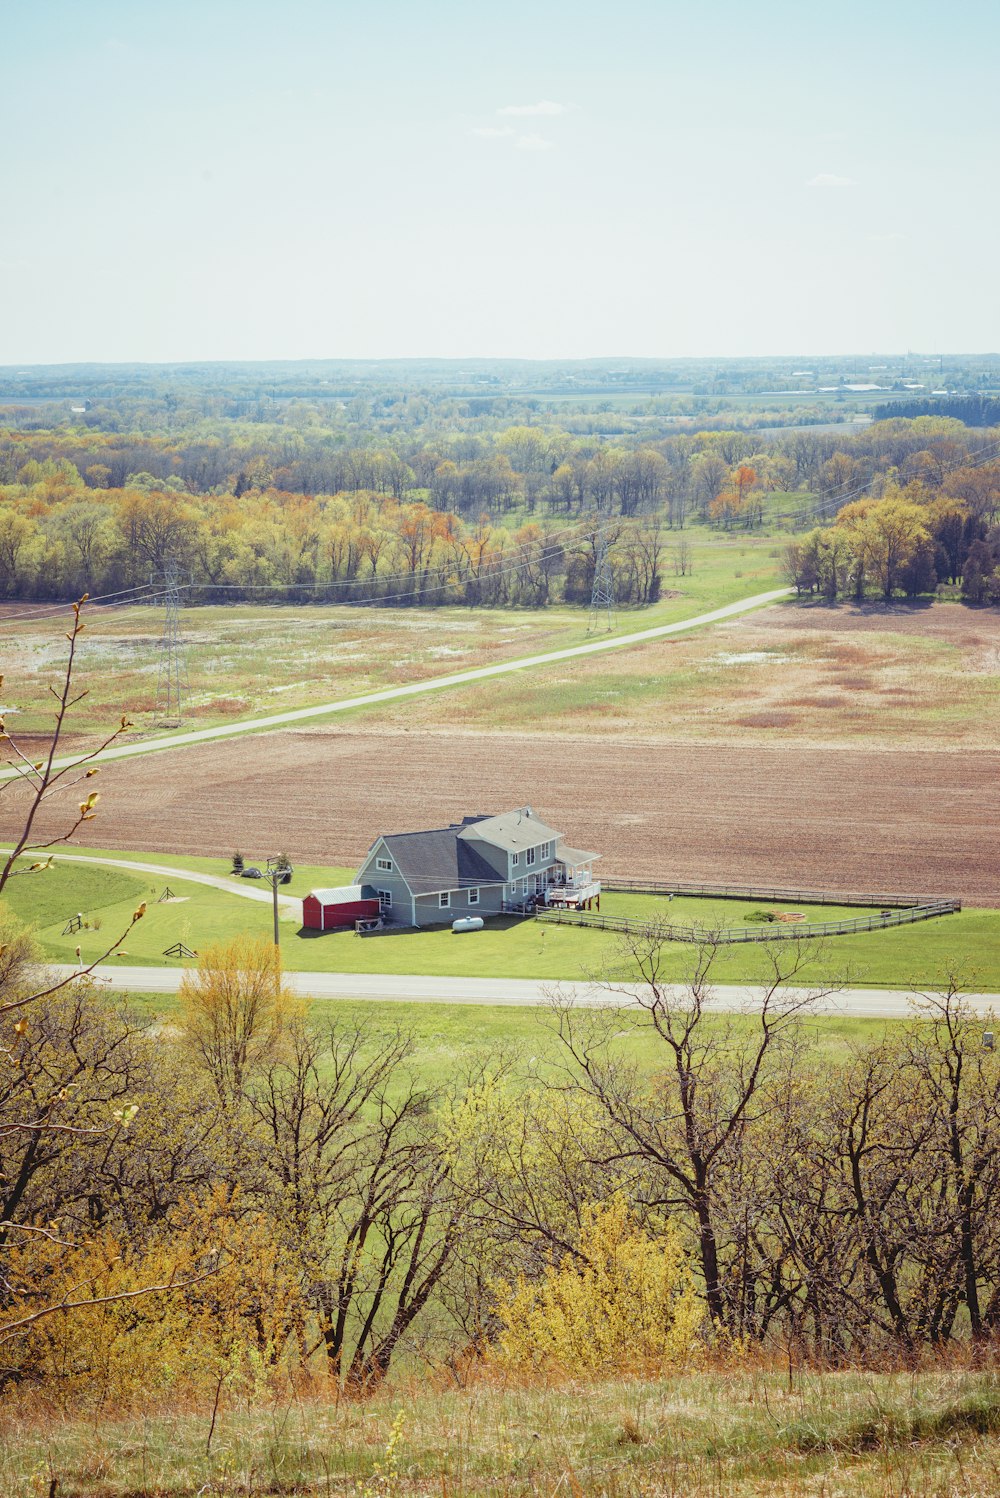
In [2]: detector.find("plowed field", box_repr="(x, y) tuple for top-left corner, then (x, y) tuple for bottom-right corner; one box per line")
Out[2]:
(9, 728), (999, 905)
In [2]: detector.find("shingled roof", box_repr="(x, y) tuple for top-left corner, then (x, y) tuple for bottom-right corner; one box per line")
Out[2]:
(457, 806), (562, 853)
(377, 822), (507, 896)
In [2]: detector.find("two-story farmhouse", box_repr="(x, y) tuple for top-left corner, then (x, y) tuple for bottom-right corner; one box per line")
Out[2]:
(355, 806), (601, 927)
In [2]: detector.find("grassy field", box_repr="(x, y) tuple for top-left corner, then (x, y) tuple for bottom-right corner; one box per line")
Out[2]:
(4, 1366), (1000, 1496)
(368, 598), (1000, 745)
(0, 534), (784, 741)
(4, 849), (999, 991)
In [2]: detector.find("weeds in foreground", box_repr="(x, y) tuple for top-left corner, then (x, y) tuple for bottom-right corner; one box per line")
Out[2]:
(4, 1365), (1000, 1497)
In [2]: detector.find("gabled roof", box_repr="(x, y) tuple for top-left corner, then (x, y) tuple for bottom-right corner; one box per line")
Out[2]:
(457, 806), (562, 853)
(371, 826), (507, 896)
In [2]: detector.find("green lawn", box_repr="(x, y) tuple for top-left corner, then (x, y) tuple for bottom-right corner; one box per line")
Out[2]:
(4, 849), (998, 992)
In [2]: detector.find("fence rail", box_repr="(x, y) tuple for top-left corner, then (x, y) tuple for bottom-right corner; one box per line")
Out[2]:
(600, 877), (954, 909)
(536, 898), (961, 945)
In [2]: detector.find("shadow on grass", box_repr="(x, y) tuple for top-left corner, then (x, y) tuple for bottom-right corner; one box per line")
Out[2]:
(294, 915), (531, 942)
(787, 1388), (1000, 1454)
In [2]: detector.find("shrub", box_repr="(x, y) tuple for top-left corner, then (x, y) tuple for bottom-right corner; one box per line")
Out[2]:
(490, 1197), (702, 1376)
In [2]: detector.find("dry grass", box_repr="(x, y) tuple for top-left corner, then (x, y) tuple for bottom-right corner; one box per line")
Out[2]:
(4, 1365), (1000, 1495)
(368, 600), (1000, 748)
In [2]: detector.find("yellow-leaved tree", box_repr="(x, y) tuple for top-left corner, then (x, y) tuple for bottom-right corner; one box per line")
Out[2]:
(490, 1196), (702, 1377)
(178, 934), (301, 1102)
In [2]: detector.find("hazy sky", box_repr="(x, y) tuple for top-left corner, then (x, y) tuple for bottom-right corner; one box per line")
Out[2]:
(2, 0), (997, 363)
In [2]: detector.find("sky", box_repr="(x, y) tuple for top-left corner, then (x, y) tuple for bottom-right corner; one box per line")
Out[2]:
(1, 0), (998, 364)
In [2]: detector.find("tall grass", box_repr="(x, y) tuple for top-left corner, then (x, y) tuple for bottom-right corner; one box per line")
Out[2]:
(4, 1361), (1000, 1496)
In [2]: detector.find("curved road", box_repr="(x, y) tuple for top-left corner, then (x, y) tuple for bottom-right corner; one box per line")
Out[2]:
(1, 848), (301, 910)
(1, 587), (792, 779)
(47, 964), (1000, 1019)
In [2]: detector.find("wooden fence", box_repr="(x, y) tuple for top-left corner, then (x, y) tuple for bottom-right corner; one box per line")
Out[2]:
(536, 895), (961, 945)
(600, 877), (954, 910)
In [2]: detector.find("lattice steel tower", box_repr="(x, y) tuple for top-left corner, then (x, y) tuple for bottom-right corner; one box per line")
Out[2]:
(154, 562), (189, 723)
(588, 506), (616, 632)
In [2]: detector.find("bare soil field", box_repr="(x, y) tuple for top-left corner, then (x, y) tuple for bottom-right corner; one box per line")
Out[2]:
(8, 727), (998, 905)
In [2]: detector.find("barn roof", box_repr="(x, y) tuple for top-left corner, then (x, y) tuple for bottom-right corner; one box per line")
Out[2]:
(307, 885), (374, 903)
(378, 826), (507, 895)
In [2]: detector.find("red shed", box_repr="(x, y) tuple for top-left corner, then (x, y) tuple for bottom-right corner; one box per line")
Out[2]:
(302, 885), (380, 932)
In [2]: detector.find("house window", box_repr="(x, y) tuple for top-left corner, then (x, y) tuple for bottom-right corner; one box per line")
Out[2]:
(468, 888), (480, 905)
(512, 852), (520, 867)
(376, 857), (393, 871)
(439, 891), (451, 909)
(526, 846), (536, 867)
(377, 889), (392, 911)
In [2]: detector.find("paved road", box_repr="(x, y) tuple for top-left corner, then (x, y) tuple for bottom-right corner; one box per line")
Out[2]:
(0, 587), (792, 779)
(47, 964), (1000, 1018)
(1, 848), (301, 910)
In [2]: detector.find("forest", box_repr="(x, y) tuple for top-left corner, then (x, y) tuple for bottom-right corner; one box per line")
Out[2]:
(2, 375), (1000, 608)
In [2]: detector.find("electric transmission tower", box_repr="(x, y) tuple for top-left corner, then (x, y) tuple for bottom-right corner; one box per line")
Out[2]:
(588, 505), (616, 632)
(154, 562), (189, 724)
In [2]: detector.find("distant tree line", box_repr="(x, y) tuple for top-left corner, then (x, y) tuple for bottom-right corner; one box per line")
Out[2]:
(784, 467), (1000, 603)
(874, 395), (1000, 427)
(0, 475), (670, 608)
(3, 412), (1000, 607)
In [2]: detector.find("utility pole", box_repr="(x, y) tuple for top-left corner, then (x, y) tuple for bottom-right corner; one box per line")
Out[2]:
(265, 856), (293, 947)
(154, 561), (189, 724)
(588, 504), (616, 633)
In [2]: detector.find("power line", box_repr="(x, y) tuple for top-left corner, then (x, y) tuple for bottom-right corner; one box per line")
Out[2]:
(773, 433), (1000, 525)
(588, 506), (616, 633)
(154, 562), (189, 724)
(0, 582), (160, 626)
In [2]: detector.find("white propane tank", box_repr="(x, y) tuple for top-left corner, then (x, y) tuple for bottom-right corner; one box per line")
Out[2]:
(452, 916), (484, 933)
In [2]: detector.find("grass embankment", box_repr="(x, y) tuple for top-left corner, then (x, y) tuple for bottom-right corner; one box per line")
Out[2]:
(5, 1368), (1000, 1496)
(4, 848), (1000, 992)
(0, 534), (784, 739)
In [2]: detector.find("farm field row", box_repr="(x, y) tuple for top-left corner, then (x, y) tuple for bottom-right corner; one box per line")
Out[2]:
(6, 853), (1000, 991)
(15, 726), (1000, 906)
(0, 534), (784, 742)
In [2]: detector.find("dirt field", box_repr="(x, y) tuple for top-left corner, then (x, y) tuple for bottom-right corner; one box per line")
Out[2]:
(7, 727), (998, 905)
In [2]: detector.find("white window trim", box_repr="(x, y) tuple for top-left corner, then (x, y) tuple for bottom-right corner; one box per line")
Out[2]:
(439, 891), (451, 909)
(377, 889), (392, 911)
(526, 846), (536, 866)
(512, 851), (520, 867)
(468, 887), (480, 905)
(376, 857), (393, 872)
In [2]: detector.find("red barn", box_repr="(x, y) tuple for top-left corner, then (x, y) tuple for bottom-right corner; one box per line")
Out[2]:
(302, 885), (380, 932)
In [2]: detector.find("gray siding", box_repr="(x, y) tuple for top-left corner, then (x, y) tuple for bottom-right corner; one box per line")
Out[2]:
(356, 846), (413, 924)
(412, 884), (505, 927)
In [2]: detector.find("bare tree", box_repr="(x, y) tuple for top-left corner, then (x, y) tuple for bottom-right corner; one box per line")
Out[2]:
(549, 930), (836, 1331)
